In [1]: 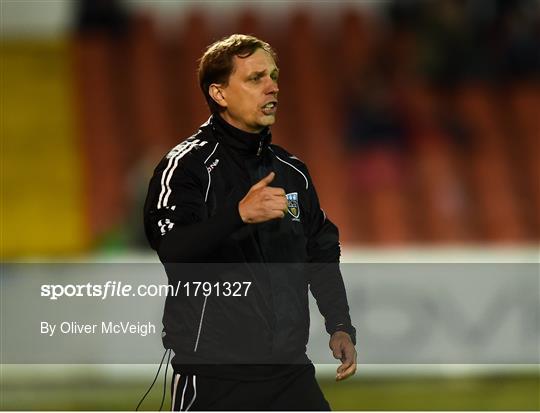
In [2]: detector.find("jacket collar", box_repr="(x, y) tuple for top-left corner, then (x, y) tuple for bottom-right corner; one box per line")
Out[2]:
(208, 114), (272, 157)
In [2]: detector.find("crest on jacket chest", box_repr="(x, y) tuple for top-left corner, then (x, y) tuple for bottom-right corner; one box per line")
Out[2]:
(286, 192), (301, 221)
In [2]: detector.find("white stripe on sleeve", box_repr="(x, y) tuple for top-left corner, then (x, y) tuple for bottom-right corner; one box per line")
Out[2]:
(161, 141), (199, 208)
(157, 139), (208, 209)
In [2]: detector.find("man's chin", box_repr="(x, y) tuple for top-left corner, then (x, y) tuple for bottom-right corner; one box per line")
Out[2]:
(260, 114), (276, 126)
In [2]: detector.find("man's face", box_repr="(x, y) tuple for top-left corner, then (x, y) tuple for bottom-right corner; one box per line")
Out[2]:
(215, 48), (279, 133)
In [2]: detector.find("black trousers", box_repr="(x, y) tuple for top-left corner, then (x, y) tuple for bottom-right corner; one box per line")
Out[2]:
(171, 364), (331, 411)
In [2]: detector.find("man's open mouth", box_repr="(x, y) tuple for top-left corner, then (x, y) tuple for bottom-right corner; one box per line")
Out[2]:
(261, 101), (278, 115)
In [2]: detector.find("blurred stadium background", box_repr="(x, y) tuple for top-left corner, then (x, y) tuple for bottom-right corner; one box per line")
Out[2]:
(1, 0), (539, 410)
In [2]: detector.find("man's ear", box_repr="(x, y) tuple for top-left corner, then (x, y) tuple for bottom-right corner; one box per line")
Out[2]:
(209, 84), (227, 109)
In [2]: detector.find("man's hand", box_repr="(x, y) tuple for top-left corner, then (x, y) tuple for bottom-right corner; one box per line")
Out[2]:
(329, 331), (357, 381)
(238, 172), (288, 223)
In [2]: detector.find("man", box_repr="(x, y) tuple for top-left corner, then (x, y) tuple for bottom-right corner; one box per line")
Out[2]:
(144, 34), (356, 411)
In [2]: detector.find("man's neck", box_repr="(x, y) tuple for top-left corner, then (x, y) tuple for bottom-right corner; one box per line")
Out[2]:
(219, 113), (263, 134)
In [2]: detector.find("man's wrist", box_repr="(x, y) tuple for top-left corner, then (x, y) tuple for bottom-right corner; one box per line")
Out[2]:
(329, 324), (356, 345)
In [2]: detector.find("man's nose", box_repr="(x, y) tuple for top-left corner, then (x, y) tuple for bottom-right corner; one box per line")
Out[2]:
(267, 82), (279, 96)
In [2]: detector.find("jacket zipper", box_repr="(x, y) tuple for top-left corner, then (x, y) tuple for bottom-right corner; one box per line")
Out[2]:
(256, 139), (263, 156)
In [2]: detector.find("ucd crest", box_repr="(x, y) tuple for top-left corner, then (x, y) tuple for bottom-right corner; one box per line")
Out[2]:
(286, 192), (300, 221)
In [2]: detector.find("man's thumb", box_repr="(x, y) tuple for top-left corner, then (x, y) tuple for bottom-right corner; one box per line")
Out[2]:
(252, 172), (275, 189)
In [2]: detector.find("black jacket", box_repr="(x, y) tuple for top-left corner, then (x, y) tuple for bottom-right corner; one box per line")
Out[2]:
(144, 115), (355, 376)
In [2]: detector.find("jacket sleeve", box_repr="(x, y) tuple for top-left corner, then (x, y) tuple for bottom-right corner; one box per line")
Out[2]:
(144, 155), (244, 263)
(303, 168), (356, 344)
